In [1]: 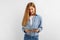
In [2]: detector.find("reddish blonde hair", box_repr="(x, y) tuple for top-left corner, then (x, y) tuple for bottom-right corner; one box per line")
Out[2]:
(22, 2), (36, 26)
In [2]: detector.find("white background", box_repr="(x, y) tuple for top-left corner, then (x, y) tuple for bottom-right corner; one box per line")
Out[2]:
(0, 0), (60, 40)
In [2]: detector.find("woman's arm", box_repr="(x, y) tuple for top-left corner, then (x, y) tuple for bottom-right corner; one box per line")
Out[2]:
(37, 16), (43, 33)
(22, 26), (31, 33)
(31, 16), (43, 33)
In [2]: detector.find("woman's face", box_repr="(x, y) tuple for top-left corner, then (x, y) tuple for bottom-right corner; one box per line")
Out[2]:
(28, 6), (35, 15)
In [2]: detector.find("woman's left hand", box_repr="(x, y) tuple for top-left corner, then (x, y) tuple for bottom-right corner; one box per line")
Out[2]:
(32, 29), (39, 32)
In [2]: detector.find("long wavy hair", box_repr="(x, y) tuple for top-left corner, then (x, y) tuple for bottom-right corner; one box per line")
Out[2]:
(22, 2), (36, 26)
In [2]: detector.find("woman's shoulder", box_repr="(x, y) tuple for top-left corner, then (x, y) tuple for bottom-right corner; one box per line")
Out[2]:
(36, 14), (42, 19)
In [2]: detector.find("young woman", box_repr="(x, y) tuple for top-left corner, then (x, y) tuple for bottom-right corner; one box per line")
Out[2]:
(22, 2), (43, 40)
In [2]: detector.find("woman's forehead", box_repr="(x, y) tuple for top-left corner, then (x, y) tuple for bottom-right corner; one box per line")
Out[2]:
(29, 6), (35, 9)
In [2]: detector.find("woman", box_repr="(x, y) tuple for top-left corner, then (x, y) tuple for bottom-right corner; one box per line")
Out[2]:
(22, 2), (43, 40)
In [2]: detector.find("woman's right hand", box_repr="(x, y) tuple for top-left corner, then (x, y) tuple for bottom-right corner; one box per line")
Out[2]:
(24, 29), (31, 33)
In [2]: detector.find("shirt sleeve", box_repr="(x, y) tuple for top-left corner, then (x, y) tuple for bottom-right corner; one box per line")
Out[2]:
(31, 15), (43, 33)
(38, 16), (43, 33)
(22, 26), (27, 33)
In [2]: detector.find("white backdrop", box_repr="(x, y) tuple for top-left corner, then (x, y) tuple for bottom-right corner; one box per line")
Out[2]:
(0, 0), (60, 40)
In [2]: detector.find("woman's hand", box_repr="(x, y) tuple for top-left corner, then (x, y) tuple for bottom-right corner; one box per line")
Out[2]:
(24, 29), (31, 33)
(24, 29), (39, 33)
(32, 29), (39, 32)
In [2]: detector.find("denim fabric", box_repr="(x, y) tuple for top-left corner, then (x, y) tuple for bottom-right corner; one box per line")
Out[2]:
(22, 14), (43, 36)
(24, 34), (38, 40)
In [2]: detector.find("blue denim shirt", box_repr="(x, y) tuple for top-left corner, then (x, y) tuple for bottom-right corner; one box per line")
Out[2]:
(22, 14), (43, 36)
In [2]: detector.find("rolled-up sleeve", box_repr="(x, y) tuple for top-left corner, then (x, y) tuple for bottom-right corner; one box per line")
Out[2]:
(22, 26), (27, 33)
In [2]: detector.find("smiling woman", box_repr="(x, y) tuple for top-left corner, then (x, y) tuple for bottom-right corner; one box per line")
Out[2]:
(22, 2), (43, 40)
